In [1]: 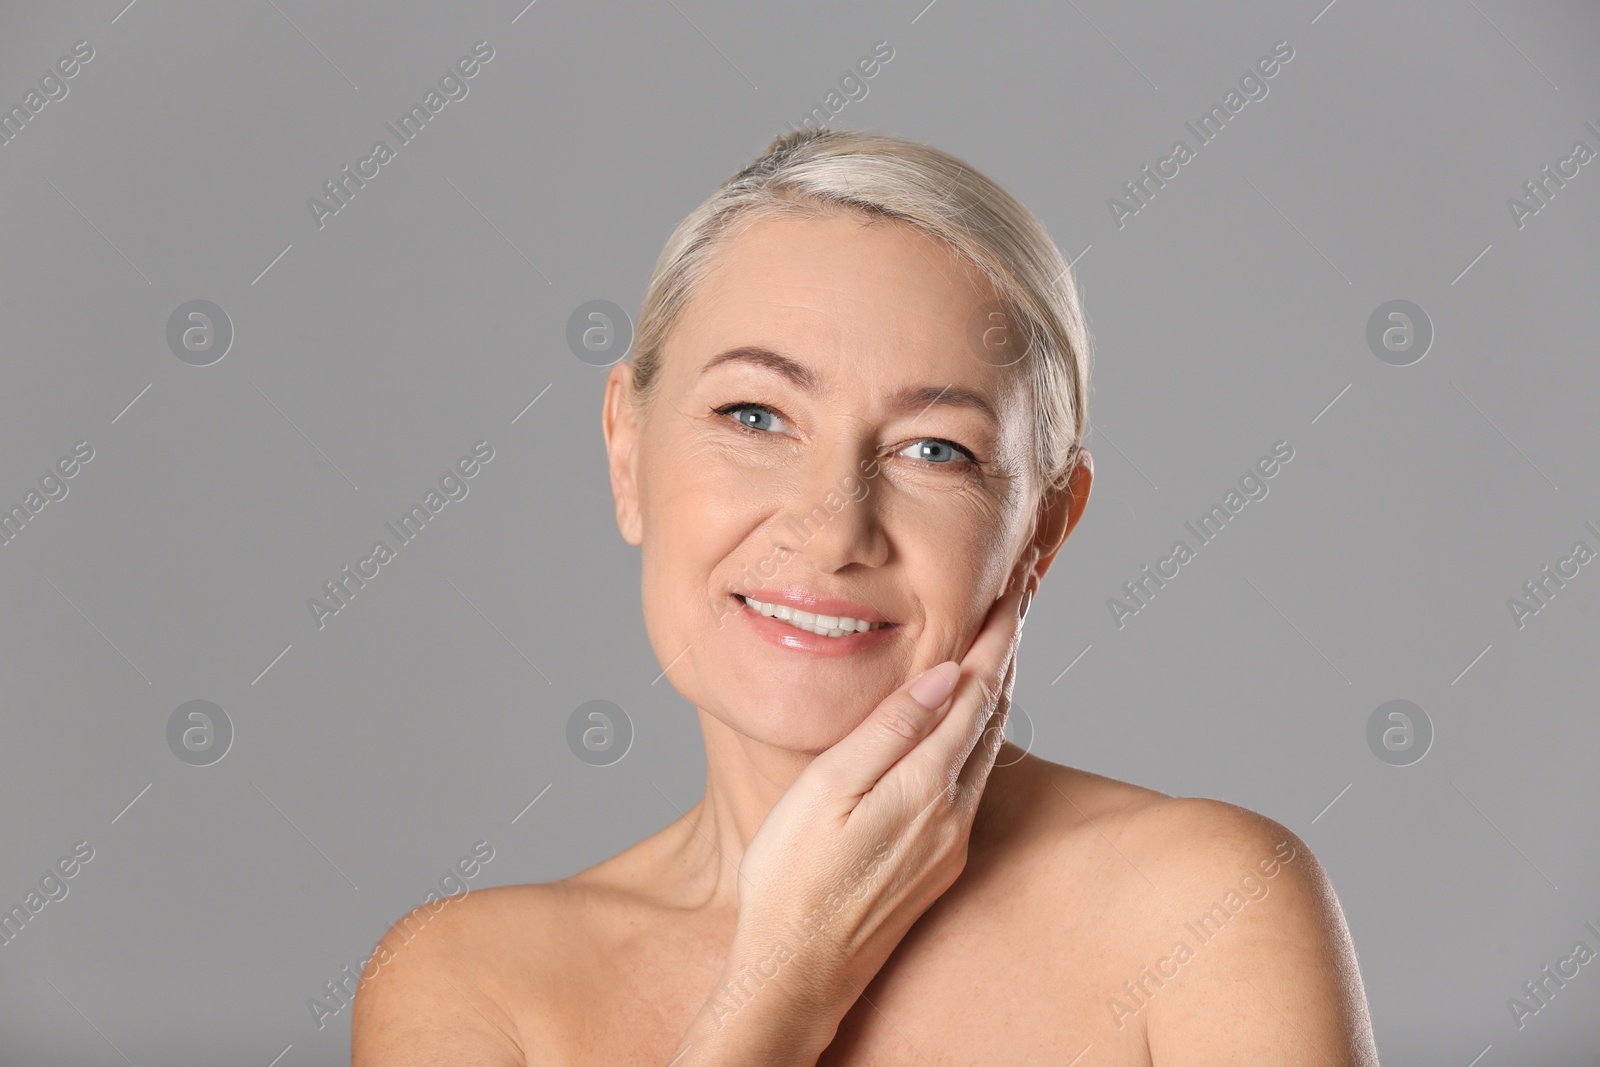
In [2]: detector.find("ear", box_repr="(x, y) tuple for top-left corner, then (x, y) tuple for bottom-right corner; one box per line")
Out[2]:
(1009, 448), (1093, 597)
(601, 361), (645, 546)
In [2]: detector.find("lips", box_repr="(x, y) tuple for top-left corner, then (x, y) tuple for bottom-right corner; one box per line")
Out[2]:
(737, 595), (888, 639)
(730, 591), (899, 655)
(735, 586), (893, 624)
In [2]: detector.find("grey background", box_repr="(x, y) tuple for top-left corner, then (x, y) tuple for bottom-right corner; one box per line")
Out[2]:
(1, 0), (1596, 1063)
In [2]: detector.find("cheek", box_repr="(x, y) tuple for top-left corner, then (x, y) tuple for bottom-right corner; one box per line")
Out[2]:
(637, 535), (721, 702)
(638, 455), (748, 637)
(898, 496), (1016, 587)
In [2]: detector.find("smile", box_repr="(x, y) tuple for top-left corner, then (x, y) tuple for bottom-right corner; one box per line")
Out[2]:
(737, 594), (890, 638)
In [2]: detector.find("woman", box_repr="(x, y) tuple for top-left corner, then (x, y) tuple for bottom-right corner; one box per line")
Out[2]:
(352, 127), (1379, 1065)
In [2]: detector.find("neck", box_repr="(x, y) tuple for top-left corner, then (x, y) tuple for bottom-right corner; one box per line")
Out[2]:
(669, 707), (1030, 914)
(673, 707), (815, 909)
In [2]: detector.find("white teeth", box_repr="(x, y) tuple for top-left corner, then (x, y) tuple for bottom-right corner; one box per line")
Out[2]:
(740, 596), (886, 638)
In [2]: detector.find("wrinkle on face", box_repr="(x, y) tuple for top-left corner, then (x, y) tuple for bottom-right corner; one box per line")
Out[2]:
(620, 210), (1046, 753)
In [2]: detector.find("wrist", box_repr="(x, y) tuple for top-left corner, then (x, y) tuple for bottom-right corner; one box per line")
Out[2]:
(704, 926), (845, 1053)
(670, 980), (834, 1067)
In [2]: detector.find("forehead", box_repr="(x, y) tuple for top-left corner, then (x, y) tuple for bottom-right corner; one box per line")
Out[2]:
(670, 211), (1018, 399)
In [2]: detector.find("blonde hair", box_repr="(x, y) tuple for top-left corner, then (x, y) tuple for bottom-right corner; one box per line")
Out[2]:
(628, 126), (1093, 498)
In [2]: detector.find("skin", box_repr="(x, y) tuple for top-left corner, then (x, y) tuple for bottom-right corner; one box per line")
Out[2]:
(351, 211), (1380, 1065)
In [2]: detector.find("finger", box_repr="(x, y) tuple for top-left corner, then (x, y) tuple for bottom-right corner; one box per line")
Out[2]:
(953, 638), (1018, 810)
(805, 658), (964, 800)
(806, 587), (1026, 801)
(897, 587), (1026, 792)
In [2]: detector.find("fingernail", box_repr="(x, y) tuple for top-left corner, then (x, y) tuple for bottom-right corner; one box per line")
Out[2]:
(909, 661), (959, 710)
(1018, 585), (1033, 622)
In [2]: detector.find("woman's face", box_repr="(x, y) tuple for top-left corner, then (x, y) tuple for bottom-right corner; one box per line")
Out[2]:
(604, 211), (1079, 753)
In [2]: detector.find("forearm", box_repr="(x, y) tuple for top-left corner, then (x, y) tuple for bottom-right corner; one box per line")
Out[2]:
(664, 930), (851, 1067)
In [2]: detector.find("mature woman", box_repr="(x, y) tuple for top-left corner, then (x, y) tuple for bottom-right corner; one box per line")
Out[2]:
(353, 128), (1379, 1066)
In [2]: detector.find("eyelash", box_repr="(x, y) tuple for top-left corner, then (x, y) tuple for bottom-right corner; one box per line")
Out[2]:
(712, 401), (983, 471)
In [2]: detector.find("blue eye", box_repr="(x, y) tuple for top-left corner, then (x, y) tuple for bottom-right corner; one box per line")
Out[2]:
(712, 401), (981, 471)
(901, 440), (964, 464)
(718, 403), (785, 434)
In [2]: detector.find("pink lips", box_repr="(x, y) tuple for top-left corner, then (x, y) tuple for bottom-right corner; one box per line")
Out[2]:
(731, 592), (898, 656)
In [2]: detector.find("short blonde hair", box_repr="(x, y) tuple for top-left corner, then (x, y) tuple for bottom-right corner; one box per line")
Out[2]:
(628, 126), (1093, 498)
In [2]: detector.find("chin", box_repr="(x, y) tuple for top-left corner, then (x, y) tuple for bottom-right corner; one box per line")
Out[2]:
(711, 691), (866, 755)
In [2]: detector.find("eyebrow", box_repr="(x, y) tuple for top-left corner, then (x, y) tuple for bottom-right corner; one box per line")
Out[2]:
(699, 345), (1000, 426)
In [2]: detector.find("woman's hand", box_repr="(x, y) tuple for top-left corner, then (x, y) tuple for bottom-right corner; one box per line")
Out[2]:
(675, 583), (1032, 1062)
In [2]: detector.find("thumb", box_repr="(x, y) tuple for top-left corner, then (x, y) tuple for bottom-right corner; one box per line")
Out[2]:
(807, 661), (961, 798)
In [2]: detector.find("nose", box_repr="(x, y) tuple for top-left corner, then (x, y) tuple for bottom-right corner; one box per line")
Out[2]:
(770, 430), (888, 574)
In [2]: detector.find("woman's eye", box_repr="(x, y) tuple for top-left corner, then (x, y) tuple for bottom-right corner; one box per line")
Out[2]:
(715, 403), (979, 471)
(898, 439), (979, 468)
(716, 402), (788, 435)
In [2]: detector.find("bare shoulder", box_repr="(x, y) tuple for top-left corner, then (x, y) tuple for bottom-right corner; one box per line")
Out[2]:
(1017, 756), (1330, 902)
(1020, 758), (1378, 1065)
(348, 828), (691, 1067)
(350, 881), (577, 1067)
